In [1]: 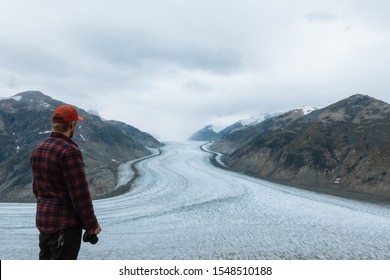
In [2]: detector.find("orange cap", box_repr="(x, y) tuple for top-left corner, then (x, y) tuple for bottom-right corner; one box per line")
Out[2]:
(52, 105), (84, 123)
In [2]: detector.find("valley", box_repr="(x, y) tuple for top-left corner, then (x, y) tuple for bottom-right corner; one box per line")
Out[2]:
(1, 141), (390, 260)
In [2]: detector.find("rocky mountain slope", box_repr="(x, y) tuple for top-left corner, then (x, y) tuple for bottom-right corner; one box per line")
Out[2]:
(210, 94), (390, 198)
(107, 120), (161, 148)
(0, 91), (163, 201)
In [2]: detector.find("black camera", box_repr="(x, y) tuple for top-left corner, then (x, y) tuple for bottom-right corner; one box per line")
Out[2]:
(83, 231), (98, 244)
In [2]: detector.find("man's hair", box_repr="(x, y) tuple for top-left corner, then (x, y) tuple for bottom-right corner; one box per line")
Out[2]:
(52, 113), (73, 133)
(52, 122), (72, 133)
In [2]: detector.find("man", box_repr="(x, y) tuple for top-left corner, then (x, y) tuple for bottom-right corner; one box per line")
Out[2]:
(31, 105), (101, 260)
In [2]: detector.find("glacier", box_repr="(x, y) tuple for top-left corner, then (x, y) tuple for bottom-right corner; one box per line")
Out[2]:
(1, 141), (390, 260)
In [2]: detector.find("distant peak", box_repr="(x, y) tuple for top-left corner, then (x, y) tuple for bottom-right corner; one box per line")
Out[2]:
(15, 91), (46, 98)
(336, 94), (386, 108)
(88, 109), (106, 121)
(349, 93), (368, 99)
(189, 125), (218, 141)
(345, 93), (384, 103)
(13, 91), (56, 103)
(204, 125), (215, 130)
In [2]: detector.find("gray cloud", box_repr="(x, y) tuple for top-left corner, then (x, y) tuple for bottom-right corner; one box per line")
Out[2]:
(1, 0), (390, 140)
(0, 43), (69, 75)
(305, 11), (339, 23)
(74, 26), (244, 74)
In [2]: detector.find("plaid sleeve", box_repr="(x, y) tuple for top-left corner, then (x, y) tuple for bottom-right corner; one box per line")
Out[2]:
(61, 148), (99, 232)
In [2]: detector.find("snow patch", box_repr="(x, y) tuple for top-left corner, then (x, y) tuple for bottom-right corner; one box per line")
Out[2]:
(0, 96), (22, 102)
(237, 112), (281, 128)
(302, 106), (317, 115)
(239, 114), (269, 126)
(299, 106), (317, 115)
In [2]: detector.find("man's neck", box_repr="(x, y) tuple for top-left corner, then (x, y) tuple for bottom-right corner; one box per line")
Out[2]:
(52, 130), (72, 138)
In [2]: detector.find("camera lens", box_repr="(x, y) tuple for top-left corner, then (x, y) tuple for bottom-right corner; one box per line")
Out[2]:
(89, 234), (98, 244)
(83, 231), (99, 244)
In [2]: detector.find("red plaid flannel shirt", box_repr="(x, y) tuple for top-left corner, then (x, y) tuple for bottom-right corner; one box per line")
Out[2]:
(31, 132), (99, 234)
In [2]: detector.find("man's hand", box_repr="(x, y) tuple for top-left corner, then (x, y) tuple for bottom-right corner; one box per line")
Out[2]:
(90, 225), (101, 235)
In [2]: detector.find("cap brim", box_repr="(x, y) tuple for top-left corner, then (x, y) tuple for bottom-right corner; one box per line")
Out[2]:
(78, 116), (84, 121)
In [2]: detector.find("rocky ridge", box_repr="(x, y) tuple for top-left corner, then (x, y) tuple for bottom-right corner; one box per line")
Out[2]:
(0, 91), (163, 201)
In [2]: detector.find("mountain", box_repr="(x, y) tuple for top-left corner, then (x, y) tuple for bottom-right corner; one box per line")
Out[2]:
(210, 94), (390, 198)
(189, 125), (218, 141)
(0, 91), (163, 201)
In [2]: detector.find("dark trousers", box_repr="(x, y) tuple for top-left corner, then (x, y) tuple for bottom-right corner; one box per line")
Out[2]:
(39, 225), (82, 260)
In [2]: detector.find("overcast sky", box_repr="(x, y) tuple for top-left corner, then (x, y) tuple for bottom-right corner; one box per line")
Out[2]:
(1, 0), (389, 140)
